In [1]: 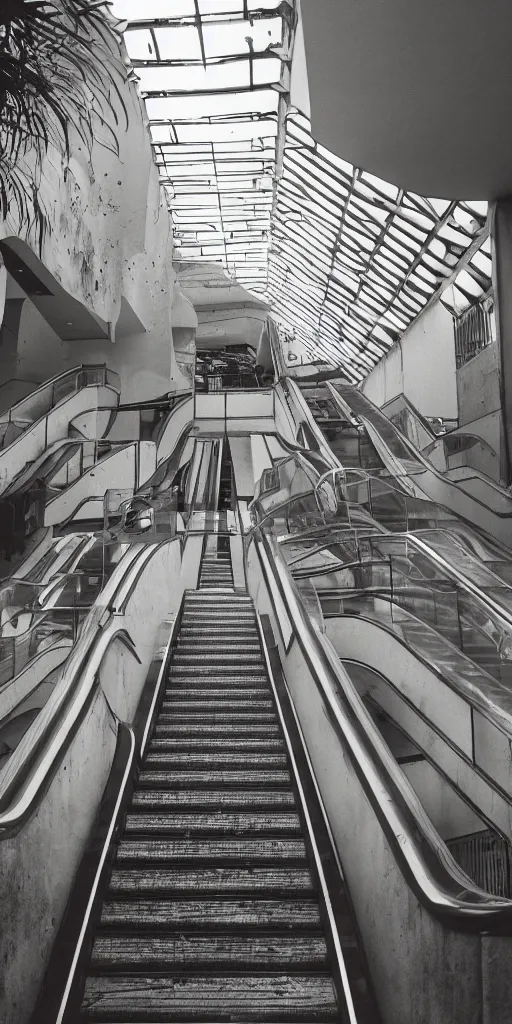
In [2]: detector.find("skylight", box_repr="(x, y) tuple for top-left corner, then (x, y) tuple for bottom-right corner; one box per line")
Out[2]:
(112, 0), (490, 381)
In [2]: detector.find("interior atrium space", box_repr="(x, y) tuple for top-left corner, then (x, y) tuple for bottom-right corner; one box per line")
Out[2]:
(4, 2), (512, 1023)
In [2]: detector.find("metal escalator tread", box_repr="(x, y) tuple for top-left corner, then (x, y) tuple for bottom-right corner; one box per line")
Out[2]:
(116, 837), (309, 863)
(81, 973), (338, 1021)
(80, 568), (344, 1022)
(90, 933), (330, 969)
(123, 810), (302, 834)
(131, 788), (295, 808)
(108, 865), (315, 894)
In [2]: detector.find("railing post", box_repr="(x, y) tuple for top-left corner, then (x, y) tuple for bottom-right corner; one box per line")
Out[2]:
(456, 590), (464, 653)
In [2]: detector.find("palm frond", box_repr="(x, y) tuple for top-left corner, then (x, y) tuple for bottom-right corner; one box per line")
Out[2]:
(0, 0), (130, 250)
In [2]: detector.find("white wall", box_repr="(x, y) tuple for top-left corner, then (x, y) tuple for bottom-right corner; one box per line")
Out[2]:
(0, 26), (186, 404)
(362, 299), (458, 419)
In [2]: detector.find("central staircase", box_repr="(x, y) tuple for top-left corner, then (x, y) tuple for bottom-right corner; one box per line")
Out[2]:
(78, 551), (345, 1021)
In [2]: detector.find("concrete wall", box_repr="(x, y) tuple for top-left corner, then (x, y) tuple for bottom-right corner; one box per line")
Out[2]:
(0, 25), (189, 403)
(362, 299), (458, 419)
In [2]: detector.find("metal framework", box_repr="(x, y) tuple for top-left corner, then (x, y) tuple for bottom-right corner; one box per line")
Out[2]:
(115, 0), (491, 381)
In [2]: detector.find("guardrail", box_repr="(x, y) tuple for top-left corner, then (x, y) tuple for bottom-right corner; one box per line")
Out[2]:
(0, 541), (165, 836)
(248, 525), (512, 931)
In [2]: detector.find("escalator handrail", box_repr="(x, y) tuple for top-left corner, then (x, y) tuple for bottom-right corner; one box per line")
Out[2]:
(0, 364), (119, 422)
(329, 382), (512, 519)
(409, 533), (512, 632)
(252, 527), (512, 932)
(277, 378), (339, 469)
(0, 392), (120, 467)
(42, 442), (137, 513)
(152, 393), (194, 449)
(0, 541), (168, 836)
(321, 606), (512, 757)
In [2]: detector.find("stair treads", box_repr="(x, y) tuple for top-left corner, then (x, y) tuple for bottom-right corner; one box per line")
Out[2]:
(176, 643), (262, 652)
(158, 712), (279, 724)
(149, 738), (284, 753)
(137, 770), (292, 788)
(100, 898), (322, 929)
(161, 702), (274, 716)
(185, 599), (248, 604)
(171, 663), (267, 674)
(163, 690), (271, 701)
(153, 723), (280, 736)
(124, 811), (302, 835)
(176, 637), (259, 646)
(108, 866), (314, 895)
(77, 582), (346, 1024)
(180, 623), (257, 631)
(132, 790), (295, 809)
(116, 838), (308, 863)
(182, 612), (256, 620)
(168, 676), (269, 688)
(172, 652), (263, 662)
(81, 973), (338, 1021)
(91, 933), (329, 970)
(145, 752), (288, 768)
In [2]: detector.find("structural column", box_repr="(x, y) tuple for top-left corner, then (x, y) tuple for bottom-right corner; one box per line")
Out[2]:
(492, 199), (512, 485)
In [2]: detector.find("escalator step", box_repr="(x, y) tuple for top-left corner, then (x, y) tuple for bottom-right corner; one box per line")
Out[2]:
(124, 811), (301, 835)
(158, 712), (278, 724)
(116, 837), (307, 863)
(108, 866), (314, 895)
(162, 699), (274, 711)
(184, 595), (251, 603)
(131, 790), (295, 809)
(149, 738), (285, 753)
(153, 723), (280, 736)
(81, 973), (338, 1021)
(90, 933), (329, 970)
(137, 770), (292, 788)
(100, 898), (322, 929)
(172, 652), (263, 663)
(145, 752), (288, 768)
(179, 628), (254, 637)
(164, 687), (271, 698)
(175, 643), (262, 653)
(168, 671), (269, 682)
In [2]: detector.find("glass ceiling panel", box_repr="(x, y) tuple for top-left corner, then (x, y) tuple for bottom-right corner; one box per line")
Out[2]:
(113, 0), (491, 379)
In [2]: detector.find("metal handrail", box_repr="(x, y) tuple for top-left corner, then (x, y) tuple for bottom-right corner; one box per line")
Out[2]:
(0, 540), (173, 836)
(329, 381), (512, 520)
(249, 527), (512, 931)
(0, 365), (120, 423)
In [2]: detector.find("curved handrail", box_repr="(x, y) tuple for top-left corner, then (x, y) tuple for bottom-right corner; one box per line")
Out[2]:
(251, 445), (512, 633)
(0, 541), (160, 836)
(329, 381), (512, 521)
(0, 390), (120, 472)
(322, 608), (512, 749)
(251, 528), (512, 932)
(0, 365), (120, 423)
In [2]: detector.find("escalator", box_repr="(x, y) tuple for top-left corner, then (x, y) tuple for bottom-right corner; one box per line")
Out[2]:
(290, 375), (512, 549)
(37, 544), (376, 1023)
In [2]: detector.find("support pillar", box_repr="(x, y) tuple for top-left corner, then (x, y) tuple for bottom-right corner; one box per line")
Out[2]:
(492, 198), (512, 485)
